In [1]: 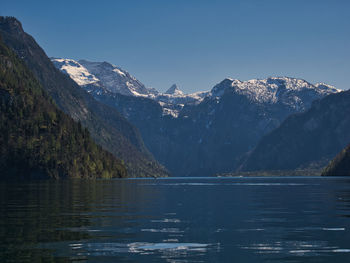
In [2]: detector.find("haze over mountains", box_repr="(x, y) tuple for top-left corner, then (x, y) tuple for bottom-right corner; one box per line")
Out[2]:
(52, 57), (342, 176)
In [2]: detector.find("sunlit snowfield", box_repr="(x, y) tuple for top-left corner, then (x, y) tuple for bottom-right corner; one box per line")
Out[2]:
(1, 177), (350, 262)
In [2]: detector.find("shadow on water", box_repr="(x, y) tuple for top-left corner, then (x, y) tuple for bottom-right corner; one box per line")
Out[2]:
(0, 179), (158, 262)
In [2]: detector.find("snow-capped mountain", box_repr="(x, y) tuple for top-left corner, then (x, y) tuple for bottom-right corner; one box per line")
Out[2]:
(155, 85), (209, 117)
(51, 58), (207, 117)
(79, 59), (158, 97)
(210, 78), (338, 100)
(51, 58), (339, 114)
(51, 58), (99, 86)
(165, 84), (184, 96)
(51, 58), (157, 97)
(208, 77), (339, 111)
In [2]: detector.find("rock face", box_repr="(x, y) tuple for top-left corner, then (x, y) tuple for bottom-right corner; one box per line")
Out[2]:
(0, 16), (168, 177)
(52, 60), (340, 176)
(241, 89), (350, 172)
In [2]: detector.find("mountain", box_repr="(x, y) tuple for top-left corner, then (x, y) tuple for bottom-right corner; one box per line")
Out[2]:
(79, 59), (158, 97)
(322, 144), (350, 176)
(241, 89), (350, 172)
(165, 84), (184, 95)
(209, 77), (338, 108)
(51, 58), (158, 97)
(51, 58), (208, 117)
(0, 36), (126, 179)
(166, 77), (339, 176)
(98, 77), (339, 176)
(52, 56), (340, 176)
(0, 16), (168, 177)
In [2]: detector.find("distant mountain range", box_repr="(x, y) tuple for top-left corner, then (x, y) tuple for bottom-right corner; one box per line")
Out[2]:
(52, 57), (341, 176)
(0, 17), (168, 177)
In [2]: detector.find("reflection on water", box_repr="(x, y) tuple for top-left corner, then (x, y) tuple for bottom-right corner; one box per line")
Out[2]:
(46, 241), (213, 258)
(1, 177), (350, 262)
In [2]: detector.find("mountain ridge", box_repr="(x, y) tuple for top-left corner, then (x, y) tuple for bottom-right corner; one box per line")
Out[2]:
(52, 57), (340, 119)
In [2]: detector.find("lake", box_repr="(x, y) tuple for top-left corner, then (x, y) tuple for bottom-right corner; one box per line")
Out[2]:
(1, 177), (350, 262)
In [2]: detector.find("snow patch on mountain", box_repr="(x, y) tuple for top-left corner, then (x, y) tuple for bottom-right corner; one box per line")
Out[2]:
(209, 77), (340, 107)
(78, 60), (157, 97)
(155, 85), (209, 117)
(51, 58), (99, 86)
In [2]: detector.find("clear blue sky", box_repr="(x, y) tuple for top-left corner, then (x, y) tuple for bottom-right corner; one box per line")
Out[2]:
(2, 0), (350, 92)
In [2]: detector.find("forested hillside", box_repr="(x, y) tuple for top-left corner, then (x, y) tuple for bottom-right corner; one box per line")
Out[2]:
(0, 37), (127, 179)
(322, 144), (350, 176)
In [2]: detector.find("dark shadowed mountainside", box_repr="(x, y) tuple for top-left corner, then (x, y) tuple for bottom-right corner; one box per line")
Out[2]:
(0, 37), (126, 179)
(241, 90), (350, 171)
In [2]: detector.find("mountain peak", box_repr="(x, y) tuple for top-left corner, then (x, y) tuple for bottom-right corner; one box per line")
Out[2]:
(165, 84), (184, 96)
(0, 16), (25, 36)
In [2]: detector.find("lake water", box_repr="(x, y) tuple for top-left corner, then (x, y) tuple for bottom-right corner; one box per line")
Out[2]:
(1, 177), (350, 262)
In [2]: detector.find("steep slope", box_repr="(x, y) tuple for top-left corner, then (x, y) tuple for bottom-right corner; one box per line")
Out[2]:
(322, 144), (350, 176)
(0, 16), (168, 177)
(241, 90), (350, 171)
(0, 37), (126, 179)
(79, 59), (158, 97)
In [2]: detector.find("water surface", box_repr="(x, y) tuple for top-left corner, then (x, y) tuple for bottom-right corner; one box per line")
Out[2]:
(1, 177), (350, 262)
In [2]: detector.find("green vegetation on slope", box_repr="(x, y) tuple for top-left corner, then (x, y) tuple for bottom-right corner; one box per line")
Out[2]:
(0, 37), (127, 179)
(322, 144), (350, 176)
